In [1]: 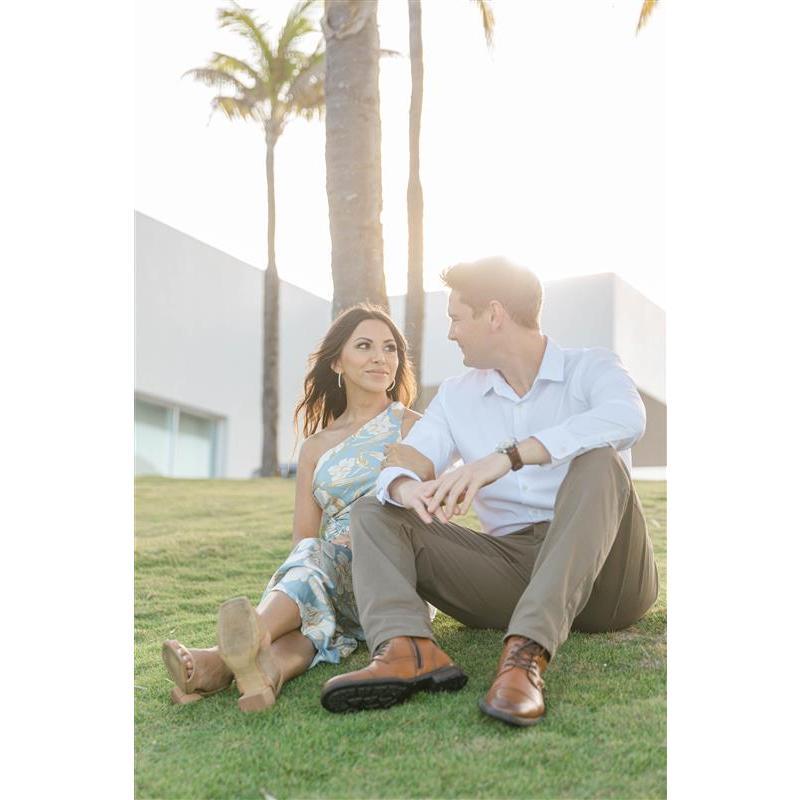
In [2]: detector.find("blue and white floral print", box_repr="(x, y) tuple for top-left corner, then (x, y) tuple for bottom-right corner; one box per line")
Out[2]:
(262, 402), (405, 667)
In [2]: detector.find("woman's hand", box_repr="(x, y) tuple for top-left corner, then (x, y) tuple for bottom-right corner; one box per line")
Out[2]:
(382, 442), (435, 482)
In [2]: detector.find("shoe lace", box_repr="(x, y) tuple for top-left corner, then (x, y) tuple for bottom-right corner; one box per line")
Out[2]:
(501, 640), (547, 689)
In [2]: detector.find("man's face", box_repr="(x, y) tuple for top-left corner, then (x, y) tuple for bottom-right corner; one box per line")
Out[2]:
(447, 291), (492, 368)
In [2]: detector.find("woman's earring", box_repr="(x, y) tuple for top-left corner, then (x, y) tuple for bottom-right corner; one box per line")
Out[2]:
(337, 372), (342, 389)
(387, 379), (396, 392)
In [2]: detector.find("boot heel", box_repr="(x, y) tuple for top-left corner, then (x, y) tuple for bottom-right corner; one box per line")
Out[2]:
(217, 596), (279, 713)
(170, 686), (203, 705)
(238, 688), (277, 713)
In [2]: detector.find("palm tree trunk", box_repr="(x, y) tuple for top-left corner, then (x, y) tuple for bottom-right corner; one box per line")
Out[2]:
(260, 131), (280, 476)
(406, 0), (425, 397)
(323, 0), (388, 317)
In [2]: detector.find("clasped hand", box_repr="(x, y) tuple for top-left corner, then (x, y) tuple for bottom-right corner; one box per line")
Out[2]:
(382, 442), (435, 481)
(392, 453), (511, 525)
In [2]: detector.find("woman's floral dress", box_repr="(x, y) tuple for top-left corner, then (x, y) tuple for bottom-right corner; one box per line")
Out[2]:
(262, 402), (406, 667)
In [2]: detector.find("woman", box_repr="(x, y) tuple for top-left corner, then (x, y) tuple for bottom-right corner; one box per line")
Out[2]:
(162, 305), (433, 712)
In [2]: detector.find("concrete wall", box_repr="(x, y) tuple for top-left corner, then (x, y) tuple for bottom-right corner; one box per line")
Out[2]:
(634, 390), (667, 467)
(135, 212), (330, 475)
(388, 292), (466, 387)
(540, 273), (616, 353)
(136, 213), (666, 474)
(611, 274), (666, 404)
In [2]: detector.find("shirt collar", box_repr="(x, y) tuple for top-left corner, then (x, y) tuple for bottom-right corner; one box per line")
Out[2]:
(536, 337), (566, 384)
(481, 337), (565, 399)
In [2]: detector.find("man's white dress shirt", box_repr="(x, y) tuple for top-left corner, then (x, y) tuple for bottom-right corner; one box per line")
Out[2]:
(376, 338), (646, 537)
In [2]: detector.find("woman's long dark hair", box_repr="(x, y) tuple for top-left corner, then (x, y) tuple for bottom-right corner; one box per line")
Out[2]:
(294, 304), (417, 438)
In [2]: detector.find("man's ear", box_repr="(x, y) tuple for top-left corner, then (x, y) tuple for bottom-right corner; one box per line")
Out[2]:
(488, 300), (506, 330)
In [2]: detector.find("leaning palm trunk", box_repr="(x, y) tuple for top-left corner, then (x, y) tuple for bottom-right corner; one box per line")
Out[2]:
(261, 132), (280, 476)
(323, 0), (389, 317)
(405, 0), (425, 395)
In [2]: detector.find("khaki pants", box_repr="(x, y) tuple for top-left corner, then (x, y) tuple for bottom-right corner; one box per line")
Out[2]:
(350, 447), (659, 660)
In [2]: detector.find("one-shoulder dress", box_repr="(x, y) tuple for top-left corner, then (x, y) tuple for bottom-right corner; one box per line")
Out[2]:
(261, 401), (406, 668)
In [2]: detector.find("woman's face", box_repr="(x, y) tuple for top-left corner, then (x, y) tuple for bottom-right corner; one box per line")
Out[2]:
(333, 319), (400, 397)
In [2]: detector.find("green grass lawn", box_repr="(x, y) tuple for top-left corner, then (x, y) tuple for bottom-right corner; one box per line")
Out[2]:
(135, 477), (666, 800)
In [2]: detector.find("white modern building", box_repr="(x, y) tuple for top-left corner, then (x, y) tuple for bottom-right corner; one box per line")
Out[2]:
(135, 212), (666, 478)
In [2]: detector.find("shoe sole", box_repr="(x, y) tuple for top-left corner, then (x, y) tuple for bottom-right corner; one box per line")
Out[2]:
(321, 666), (468, 713)
(217, 597), (278, 713)
(477, 698), (544, 727)
(161, 641), (228, 705)
(161, 641), (192, 694)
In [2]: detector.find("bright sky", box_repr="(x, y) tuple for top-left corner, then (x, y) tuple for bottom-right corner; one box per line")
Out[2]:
(135, 0), (664, 309)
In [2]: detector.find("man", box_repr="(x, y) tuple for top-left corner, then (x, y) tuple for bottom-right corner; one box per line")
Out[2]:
(320, 257), (659, 726)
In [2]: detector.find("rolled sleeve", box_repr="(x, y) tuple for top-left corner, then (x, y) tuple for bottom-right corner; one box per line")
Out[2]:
(398, 384), (459, 474)
(374, 383), (460, 505)
(532, 350), (646, 467)
(375, 467), (422, 507)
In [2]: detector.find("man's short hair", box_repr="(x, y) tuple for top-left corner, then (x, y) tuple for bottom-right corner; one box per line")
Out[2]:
(441, 257), (544, 329)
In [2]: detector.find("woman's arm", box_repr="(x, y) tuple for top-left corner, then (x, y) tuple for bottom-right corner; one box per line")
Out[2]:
(381, 409), (436, 482)
(291, 438), (323, 546)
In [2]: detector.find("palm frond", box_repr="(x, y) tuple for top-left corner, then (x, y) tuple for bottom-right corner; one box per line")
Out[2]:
(276, 0), (318, 59)
(217, 2), (274, 74)
(208, 51), (261, 84)
(471, 0), (495, 48)
(268, 2), (320, 94)
(183, 67), (248, 95)
(285, 49), (325, 114)
(636, 0), (658, 33)
(210, 94), (257, 122)
(187, 1), (325, 137)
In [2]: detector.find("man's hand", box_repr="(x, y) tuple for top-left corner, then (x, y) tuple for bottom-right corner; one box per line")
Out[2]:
(382, 442), (435, 482)
(389, 477), (451, 524)
(425, 453), (511, 522)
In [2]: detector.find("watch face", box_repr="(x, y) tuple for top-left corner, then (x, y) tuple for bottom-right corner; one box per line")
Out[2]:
(497, 439), (516, 452)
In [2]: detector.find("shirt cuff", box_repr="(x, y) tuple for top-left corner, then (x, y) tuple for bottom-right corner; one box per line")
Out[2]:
(375, 467), (422, 506)
(531, 428), (585, 468)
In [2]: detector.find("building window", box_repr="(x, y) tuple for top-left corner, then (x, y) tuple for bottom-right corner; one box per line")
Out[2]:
(134, 396), (222, 478)
(134, 398), (171, 475)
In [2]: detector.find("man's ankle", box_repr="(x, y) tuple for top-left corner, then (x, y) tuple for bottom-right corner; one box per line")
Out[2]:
(505, 635), (551, 663)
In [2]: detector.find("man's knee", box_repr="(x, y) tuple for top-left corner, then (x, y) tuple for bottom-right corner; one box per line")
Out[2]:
(555, 446), (631, 512)
(566, 446), (629, 484)
(571, 445), (622, 468)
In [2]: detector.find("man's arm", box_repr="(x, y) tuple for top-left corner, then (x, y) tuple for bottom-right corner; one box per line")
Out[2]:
(531, 349), (646, 466)
(374, 383), (459, 507)
(424, 350), (645, 521)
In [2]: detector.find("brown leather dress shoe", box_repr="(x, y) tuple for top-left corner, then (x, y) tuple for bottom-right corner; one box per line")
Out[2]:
(478, 636), (550, 727)
(321, 636), (467, 713)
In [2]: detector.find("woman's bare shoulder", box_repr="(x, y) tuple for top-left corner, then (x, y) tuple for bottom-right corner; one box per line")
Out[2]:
(298, 430), (330, 466)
